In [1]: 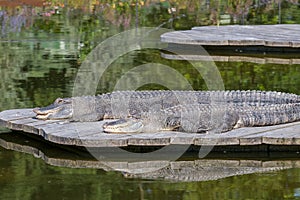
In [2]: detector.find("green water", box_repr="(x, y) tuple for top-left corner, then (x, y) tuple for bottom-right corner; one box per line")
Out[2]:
(0, 146), (300, 200)
(0, 0), (300, 199)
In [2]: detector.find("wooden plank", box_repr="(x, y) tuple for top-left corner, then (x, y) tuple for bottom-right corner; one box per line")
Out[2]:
(169, 132), (197, 145)
(291, 41), (300, 48)
(36, 122), (106, 146)
(161, 53), (300, 65)
(0, 109), (35, 122)
(262, 123), (300, 145)
(161, 31), (229, 45)
(265, 40), (291, 47)
(79, 133), (129, 147)
(37, 123), (76, 137)
(194, 134), (240, 146)
(6, 118), (38, 131)
(127, 132), (171, 146)
(193, 125), (280, 146)
(162, 25), (300, 48)
(240, 122), (300, 145)
(22, 120), (60, 134)
(38, 121), (103, 137)
(43, 121), (130, 147)
(193, 130), (243, 146)
(228, 39), (264, 46)
(239, 137), (262, 145)
(7, 117), (59, 133)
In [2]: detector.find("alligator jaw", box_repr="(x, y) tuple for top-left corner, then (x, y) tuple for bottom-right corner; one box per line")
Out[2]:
(33, 109), (73, 120)
(33, 101), (73, 120)
(34, 110), (55, 120)
(103, 118), (144, 134)
(102, 118), (178, 133)
(33, 106), (61, 120)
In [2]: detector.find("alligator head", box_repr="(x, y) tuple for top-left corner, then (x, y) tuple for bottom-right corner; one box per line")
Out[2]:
(103, 117), (181, 133)
(33, 98), (73, 120)
(103, 118), (144, 133)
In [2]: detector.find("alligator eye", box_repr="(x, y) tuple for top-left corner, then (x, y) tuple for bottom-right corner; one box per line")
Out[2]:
(55, 98), (64, 104)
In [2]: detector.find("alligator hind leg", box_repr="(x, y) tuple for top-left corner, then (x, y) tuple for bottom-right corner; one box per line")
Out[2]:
(179, 109), (240, 133)
(220, 112), (240, 132)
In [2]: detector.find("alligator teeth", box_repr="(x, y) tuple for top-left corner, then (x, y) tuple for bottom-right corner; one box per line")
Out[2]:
(35, 113), (52, 120)
(103, 119), (144, 134)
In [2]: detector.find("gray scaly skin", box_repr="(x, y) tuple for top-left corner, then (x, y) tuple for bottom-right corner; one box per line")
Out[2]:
(33, 90), (300, 120)
(33, 90), (300, 133)
(123, 162), (288, 182)
(103, 103), (300, 133)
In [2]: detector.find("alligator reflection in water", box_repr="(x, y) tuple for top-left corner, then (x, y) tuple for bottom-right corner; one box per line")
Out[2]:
(0, 131), (298, 182)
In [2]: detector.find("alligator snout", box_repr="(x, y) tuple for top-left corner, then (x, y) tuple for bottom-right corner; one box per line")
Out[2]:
(33, 107), (42, 114)
(33, 107), (53, 120)
(103, 119), (144, 133)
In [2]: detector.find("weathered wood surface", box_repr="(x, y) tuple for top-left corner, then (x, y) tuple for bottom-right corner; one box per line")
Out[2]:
(0, 132), (298, 182)
(161, 24), (300, 47)
(161, 52), (300, 64)
(0, 108), (300, 148)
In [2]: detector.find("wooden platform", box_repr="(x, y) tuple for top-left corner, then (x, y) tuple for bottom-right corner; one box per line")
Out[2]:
(161, 24), (300, 48)
(161, 52), (300, 64)
(0, 108), (300, 148)
(0, 131), (299, 182)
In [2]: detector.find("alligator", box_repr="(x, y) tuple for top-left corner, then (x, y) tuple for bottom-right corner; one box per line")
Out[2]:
(103, 103), (300, 133)
(122, 161), (288, 182)
(33, 90), (300, 133)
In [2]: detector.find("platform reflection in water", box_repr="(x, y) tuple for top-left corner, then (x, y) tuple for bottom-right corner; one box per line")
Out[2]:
(0, 131), (299, 182)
